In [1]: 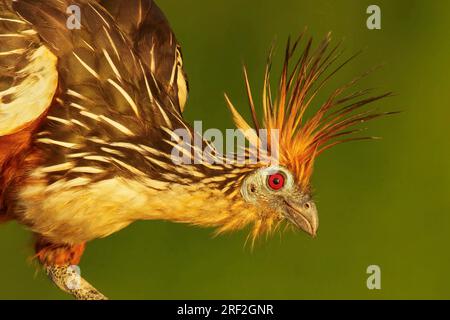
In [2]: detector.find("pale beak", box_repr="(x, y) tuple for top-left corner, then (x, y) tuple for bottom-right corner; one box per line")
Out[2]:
(284, 199), (319, 237)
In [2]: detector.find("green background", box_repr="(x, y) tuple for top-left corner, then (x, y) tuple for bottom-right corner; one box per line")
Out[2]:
(1, 0), (449, 299)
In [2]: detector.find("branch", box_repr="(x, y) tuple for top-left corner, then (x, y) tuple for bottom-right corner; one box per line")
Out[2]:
(46, 265), (108, 300)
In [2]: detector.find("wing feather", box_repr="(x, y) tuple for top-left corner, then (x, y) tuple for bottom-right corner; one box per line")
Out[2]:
(0, 0), (194, 186)
(99, 0), (189, 112)
(0, 0), (58, 136)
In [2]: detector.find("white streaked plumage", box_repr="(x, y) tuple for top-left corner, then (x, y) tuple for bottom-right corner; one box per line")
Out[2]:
(107, 79), (140, 117)
(67, 90), (91, 102)
(73, 52), (100, 79)
(103, 25), (120, 59)
(99, 115), (135, 136)
(110, 157), (147, 176)
(102, 49), (123, 82)
(0, 16), (26, 24)
(39, 162), (75, 173)
(71, 167), (105, 174)
(37, 138), (79, 149)
(0, 48), (26, 56)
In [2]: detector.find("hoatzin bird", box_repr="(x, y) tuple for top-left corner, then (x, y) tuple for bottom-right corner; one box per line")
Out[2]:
(0, 0), (391, 299)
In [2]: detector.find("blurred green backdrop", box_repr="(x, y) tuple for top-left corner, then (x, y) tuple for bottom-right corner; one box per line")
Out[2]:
(1, 0), (450, 299)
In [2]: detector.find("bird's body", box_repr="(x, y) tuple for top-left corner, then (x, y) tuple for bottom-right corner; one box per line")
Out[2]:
(20, 176), (254, 245)
(0, 0), (391, 299)
(0, 0), (196, 243)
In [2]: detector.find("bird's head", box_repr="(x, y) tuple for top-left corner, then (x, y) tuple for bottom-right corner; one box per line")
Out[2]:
(223, 33), (392, 241)
(240, 165), (318, 237)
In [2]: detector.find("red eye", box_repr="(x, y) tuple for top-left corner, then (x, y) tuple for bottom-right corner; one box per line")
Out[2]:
(267, 172), (285, 190)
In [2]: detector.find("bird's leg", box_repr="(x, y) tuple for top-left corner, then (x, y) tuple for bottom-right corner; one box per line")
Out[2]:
(35, 237), (107, 300)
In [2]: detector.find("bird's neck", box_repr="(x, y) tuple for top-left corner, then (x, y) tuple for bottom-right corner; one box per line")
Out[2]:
(126, 178), (258, 232)
(17, 167), (259, 244)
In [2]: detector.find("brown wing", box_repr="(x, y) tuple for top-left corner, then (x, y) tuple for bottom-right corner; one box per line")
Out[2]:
(11, 0), (186, 133)
(3, 0), (192, 184)
(99, 0), (189, 112)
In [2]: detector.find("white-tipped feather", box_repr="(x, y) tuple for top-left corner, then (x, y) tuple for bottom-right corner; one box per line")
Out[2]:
(0, 46), (58, 136)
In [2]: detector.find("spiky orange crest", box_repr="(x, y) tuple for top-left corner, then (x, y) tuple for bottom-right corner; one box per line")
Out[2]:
(225, 33), (393, 189)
